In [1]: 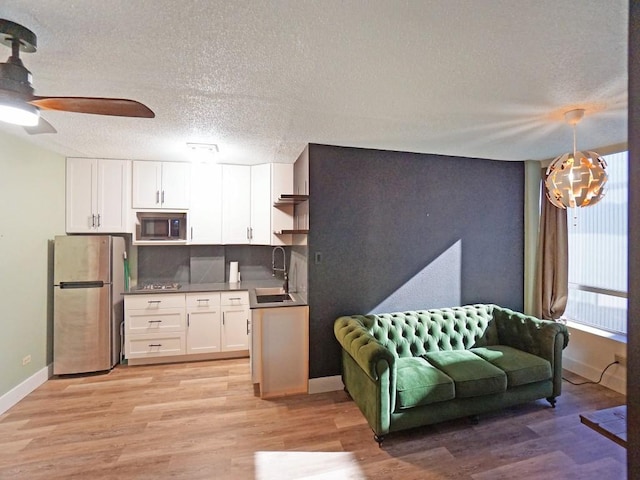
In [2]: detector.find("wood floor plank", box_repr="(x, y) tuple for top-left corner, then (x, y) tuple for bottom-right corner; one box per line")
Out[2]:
(0, 359), (627, 479)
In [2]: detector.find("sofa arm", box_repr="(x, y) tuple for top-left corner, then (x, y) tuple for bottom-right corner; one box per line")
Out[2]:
(334, 315), (396, 435)
(334, 315), (396, 382)
(492, 306), (569, 397)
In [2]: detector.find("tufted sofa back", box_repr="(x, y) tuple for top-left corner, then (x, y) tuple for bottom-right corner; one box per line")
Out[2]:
(356, 304), (500, 358)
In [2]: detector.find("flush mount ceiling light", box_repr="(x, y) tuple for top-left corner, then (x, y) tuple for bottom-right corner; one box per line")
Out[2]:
(187, 142), (219, 162)
(544, 109), (608, 209)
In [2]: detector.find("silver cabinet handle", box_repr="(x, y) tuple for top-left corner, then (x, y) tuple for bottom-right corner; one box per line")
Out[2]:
(161, 190), (165, 203)
(246, 319), (250, 335)
(147, 300), (161, 304)
(96, 214), (101, 227)
(147, 320), (162, 323)
(222, 312), (225, 326)
(197, 298), (210, 303)
(91, 214), (96, 228)
(156, 190), (160, 204)
(148, 344), (162, 347)
(187, 313), (190, 327)
(191, 227), (193, 240)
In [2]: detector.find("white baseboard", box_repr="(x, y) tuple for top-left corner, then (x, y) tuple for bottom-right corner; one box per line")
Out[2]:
(0, 364), (52, 415)
(308, 375), (344, 394)
(563, 357), (626, 395)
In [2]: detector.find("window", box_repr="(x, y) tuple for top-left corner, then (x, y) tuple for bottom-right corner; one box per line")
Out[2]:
(563, 151), (628, 335)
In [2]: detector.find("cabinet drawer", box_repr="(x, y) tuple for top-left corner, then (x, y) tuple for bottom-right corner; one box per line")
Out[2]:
(186, 292), (221, 308)
(221, 291), (248, 306)
(126, 308), (185, 333)
(126, 293), (185, 310)
(126, 333), (185, 358)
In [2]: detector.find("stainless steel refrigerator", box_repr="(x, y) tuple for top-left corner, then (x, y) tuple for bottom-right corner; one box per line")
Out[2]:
(53, 235), (126, 375)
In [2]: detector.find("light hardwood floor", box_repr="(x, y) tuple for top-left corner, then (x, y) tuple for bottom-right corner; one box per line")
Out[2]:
(0, 359), (626, 479)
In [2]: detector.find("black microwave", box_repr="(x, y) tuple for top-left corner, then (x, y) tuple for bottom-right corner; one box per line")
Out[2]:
(136, 212), (187, 241)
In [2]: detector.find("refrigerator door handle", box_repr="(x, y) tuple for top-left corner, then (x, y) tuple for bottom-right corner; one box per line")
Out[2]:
(59, 281), (105, 289)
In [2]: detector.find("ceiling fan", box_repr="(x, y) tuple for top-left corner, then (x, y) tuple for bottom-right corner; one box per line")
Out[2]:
(0, 19), (154, 134)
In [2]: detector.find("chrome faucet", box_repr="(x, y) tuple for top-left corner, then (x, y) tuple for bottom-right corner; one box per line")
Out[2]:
(272, 246), (288, 293)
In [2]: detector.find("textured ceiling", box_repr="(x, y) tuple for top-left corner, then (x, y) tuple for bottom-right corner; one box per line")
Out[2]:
(0, 1), (629, 164)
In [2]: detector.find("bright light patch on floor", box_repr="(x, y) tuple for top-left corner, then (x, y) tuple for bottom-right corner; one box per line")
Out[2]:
(255, 451), (366, 479)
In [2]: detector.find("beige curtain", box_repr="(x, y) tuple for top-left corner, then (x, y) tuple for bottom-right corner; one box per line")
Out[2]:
(534, 175), (569, 320)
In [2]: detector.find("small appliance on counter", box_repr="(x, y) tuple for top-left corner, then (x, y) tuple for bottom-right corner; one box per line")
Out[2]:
(53, 235), (126, 375)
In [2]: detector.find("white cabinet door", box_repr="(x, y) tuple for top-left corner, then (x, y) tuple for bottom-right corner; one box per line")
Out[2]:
(189, 163), (222, 244)
(66, 158), (97, 233)
(96, 159), (130, 232)
(221, 292), (249, 351)
(132, 161), (162, 208)
(250, 163), (271, 245)
(66, 158), (130, 233)
(221, 164), (251, 244)
(161, 162), (191, 209)
(222, 307), (249, 351)
(186, 293), (221, 354)
(187, 310), (221, 354)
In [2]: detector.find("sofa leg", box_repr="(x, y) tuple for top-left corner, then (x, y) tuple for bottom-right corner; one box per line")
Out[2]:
(343, 387), (352, 400)
(469, 415), (479, 425)
(374, 433), (385, 447)
(546, 396), (557, 408)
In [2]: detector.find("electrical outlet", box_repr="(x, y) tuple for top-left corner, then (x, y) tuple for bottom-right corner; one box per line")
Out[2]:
(614, 353), (627, 367)
(22, 355), (31, 366)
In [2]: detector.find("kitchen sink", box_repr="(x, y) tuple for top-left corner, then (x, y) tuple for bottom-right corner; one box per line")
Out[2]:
(254, 287), (287, 296)
(255, 293), (293, 304)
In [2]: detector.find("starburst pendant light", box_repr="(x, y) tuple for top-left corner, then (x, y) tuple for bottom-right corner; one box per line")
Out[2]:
(544, 109), (608, 209)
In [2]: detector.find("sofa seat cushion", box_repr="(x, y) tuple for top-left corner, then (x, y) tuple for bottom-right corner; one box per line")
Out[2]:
(395, 357), (455, 410)
(470, 345), (552, 388)
(423, 350), (507, 398)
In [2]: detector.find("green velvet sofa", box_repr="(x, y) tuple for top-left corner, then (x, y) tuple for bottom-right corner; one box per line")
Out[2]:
(333, 304), (569, 444)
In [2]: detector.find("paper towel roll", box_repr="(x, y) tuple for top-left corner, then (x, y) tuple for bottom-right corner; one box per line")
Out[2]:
(229, 262), (239, 283)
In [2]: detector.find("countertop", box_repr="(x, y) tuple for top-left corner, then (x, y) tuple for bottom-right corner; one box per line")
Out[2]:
(123, 279), (308, 309)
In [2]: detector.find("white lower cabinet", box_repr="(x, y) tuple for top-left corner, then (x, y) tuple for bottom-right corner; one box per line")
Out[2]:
(221, 292), (250, 351)
(124, 294), (186, 359)
(127, 332), (185, 358)
(125, 291), (249, 363)
(186, 293), (221, 354)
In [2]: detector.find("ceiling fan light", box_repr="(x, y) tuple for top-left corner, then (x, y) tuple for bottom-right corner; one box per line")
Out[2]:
(0, 101), (39, 126)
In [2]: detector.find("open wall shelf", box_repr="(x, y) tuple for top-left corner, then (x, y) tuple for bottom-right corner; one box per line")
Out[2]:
(274, 194), (309, 207)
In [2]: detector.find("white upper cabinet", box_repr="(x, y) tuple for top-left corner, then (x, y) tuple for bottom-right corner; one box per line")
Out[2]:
(132, 161), (190, 209)
(189, 163), (223, 244)
(250, 163), (272, 245)
(221, 164), (252, 244)
(66, 158), (131, 233)
(221, 163), (294, 245)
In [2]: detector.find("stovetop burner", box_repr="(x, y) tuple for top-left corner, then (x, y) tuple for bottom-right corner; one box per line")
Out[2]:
(137, 282), (182, 291)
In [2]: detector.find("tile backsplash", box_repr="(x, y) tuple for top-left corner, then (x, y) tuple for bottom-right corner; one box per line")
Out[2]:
(136, 244), (289, 285)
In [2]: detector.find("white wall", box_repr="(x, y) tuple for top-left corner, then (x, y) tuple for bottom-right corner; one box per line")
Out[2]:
(0, 131), (65, 400)
(563, 323), (626, 394)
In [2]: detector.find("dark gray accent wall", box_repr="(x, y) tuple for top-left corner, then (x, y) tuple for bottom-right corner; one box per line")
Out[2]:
(307, 144), (524, 379)
(627, 2), (639, 475)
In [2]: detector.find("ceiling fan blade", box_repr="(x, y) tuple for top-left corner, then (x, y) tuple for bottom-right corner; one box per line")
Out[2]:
(28, 96), (155, 118)
(24, 116), (57, 135)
